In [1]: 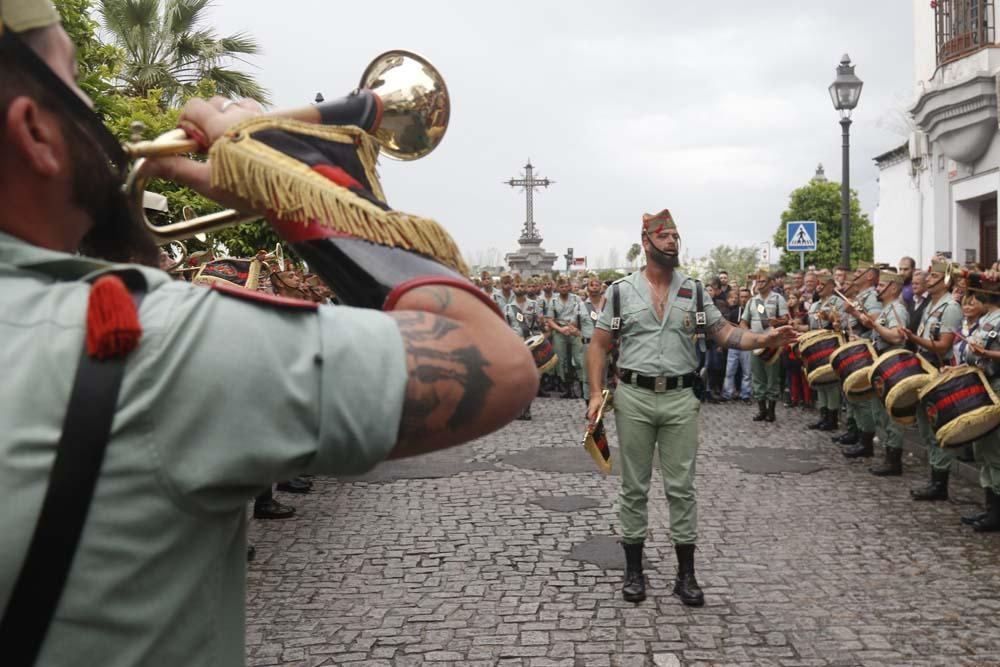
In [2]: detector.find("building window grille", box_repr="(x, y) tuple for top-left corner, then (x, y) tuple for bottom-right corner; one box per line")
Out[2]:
(935, 0), (996, 66)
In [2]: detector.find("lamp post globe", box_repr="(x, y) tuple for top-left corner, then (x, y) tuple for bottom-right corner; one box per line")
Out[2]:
(829, 54), (863, 269)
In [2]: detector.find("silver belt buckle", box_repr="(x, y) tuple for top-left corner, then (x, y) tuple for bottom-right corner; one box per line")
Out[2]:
(654, 376), (667, 393)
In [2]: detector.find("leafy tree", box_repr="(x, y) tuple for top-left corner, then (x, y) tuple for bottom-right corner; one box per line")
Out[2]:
(626, 243), (642, 267)
(705, 245), (760, 287)
(97, 0), (269, 107)
(772, 179), (873, 273)
(55, 0), (124, 116)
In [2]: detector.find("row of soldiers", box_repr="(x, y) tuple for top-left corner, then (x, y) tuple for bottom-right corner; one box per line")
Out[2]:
(742, 259), (1000, 532)
(476, 270), (606, 418)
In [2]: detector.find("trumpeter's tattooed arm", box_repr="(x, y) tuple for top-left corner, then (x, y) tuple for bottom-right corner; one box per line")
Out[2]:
(708, 319), (772, 351)
(386, 285), (537, 459)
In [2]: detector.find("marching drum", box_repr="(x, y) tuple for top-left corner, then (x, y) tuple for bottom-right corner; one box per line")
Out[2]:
(526, 334), (558, 375)
(868, 349), (937, 425)
(830, 340), (877, 401)
(918, 367), (1000, 448)
(752, 346), (781, 366)
(799, 330), (844, 387)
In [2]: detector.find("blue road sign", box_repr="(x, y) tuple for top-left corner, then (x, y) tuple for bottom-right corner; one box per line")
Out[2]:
(786, 221), (817, 252)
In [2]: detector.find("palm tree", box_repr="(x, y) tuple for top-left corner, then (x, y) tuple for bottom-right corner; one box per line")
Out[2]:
(98, 0), (270, 106)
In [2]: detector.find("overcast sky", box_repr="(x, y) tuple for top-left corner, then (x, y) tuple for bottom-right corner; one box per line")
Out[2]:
(206, 1), (914, 268)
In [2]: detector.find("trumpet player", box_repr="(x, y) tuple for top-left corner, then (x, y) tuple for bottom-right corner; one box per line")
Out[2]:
(740, 267), (789, 423)
(0, 2), (537, 664)
(855, 269), (908, 475)
(839, 262), (883, 458)
(901, 258), (963, 501)
(806, 273), (845, 431)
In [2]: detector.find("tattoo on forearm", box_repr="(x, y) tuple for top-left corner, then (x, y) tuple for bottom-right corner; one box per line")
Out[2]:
(395, 312), (494, 443)
(726, 327), (746, 348)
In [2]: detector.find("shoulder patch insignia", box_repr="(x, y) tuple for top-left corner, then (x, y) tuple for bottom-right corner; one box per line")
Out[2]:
(209, 280), (318, 311)
(984, 323), (995, 332)
(677, 287), (693, 299)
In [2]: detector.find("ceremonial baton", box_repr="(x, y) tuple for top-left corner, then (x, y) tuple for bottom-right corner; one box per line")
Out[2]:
(583, 389), (613, 475)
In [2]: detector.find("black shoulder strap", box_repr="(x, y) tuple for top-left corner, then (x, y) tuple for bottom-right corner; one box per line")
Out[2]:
(611, 283), (622, 340)
(694, 280), (706, 339)
(0, 272), (146, 667)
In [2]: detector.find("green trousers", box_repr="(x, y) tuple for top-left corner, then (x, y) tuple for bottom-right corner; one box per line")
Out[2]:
(850, 395), (878, 433)
(553, 332), (583, 383)
(875, 399), (904, 451)
(916, 407), (955, 472)
(974, 434), (1000, 493)
(614, 382), (700, 545)
(750, 354), (780, 401)
(816, 384), (841, 410)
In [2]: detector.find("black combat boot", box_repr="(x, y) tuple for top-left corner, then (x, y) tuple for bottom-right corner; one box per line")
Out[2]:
(870, 447), (903, 476)
(833, 416), (859, 444)
(911, 469), (949, 501)
(961, 491), (988, 526)
(819, 409), (839, 432)
(843, 431), (875, 458)
(753, 400), (768, 422)
(621, 542), (646, 603)
(672, 543), (704, 607)
(807, 408), (828, 430)
(765, 400), (776, 423)
(973, 489), (1000, 532)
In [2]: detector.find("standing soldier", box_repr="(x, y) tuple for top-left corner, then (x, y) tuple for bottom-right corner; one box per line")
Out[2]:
(586, 209), (796, 606)
(806, 273), (844, 432)
(577, 272), (606, 403)
(550, 275), (584, 398)
(505, 274), (542, 419)
(960, 275), (1000, 531)
(839, 262), (884, 458)
(856, 269), (908, 475)
(741, 268), (789, 423)
(494, 271), (516, 311)
(902, 258), (962, 501)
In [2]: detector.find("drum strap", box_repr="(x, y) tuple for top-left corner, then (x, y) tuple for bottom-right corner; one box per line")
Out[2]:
(611, 283), (621, 340)
(0, 271), (146, 667)
(694, 280), (706, 339)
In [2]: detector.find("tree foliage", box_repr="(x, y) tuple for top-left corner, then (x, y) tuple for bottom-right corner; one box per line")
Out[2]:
(97, 0), (269, 107)
(704, 245), (760, 287)
(772, 179), (873, 272)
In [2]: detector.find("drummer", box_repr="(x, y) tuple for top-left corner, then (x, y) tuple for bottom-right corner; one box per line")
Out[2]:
(839, 262), (884, 458)
(741, 267), (789, 423)
(505, 274), (543, 419)
(805, 272), (845, 432)
(961, 275), (1000, 532)
(855, 269), (908, 476)
(902, 258), (963, 501)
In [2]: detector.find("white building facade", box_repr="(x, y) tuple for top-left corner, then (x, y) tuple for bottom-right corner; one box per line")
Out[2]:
(874, 0), (1000, 268)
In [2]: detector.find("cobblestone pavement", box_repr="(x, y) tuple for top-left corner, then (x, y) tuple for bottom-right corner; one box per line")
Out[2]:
(246, 398), (1000, 667)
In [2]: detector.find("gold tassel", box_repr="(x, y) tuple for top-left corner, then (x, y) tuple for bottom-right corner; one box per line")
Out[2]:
(209, 118), (468, 276)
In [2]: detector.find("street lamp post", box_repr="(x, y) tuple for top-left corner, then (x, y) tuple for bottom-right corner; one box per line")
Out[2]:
(564, 247), (574, 272)
(828, 54), (863, 269)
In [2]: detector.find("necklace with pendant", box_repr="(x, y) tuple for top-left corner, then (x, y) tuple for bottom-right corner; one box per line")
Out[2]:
(644, 273), (668, 315)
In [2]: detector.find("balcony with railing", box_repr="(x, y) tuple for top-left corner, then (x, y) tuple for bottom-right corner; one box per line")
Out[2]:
(935, 0), (996, 66)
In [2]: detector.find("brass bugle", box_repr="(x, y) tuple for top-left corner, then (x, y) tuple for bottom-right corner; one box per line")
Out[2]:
(128, 49), (450, 243)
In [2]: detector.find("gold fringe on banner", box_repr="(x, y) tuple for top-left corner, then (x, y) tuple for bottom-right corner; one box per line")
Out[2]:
(209, 118), (469, 276)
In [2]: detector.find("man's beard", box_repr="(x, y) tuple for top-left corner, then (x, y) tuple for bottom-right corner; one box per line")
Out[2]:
(646, 242), (679, 269)
(66, 118), (159, 266)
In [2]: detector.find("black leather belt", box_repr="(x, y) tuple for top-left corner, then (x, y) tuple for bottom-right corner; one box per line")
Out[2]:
(618, 369), (696, 393)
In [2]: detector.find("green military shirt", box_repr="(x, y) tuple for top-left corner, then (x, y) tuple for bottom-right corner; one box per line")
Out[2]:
(551, 292), (583, 327)
(493, 289), (516, 312)
(917, 292), (963, 365)
(0, 232), (408, 666)
(578, 297), (602, 340)
(967, 308), (1000, 385)
(740, 291), (787, 333)
(808, 294), (843, 331)
(505, 298), (540, 338)
(849, 286), (882, 340)
(873, 297), (907, 353)
(596, 270), (722, 376)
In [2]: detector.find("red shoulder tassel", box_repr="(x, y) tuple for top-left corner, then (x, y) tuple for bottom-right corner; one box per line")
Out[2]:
(86, 275), (142, 360)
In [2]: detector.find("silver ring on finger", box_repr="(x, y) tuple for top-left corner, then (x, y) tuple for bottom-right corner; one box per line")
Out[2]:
(221, 99), (239, 112)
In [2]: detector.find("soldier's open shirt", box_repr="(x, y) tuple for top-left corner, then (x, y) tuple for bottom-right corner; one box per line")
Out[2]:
(596, 269), (723, 377)
(0, 231), (407, 666)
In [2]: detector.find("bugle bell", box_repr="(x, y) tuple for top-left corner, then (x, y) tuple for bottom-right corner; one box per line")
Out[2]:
(126, 50), (450, 243)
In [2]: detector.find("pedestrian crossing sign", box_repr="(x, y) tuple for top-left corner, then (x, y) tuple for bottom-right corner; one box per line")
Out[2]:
(786, 221), (817, 252)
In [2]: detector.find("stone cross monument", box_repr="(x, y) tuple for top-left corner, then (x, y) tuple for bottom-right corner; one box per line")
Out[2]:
(504, 161), (557, 276)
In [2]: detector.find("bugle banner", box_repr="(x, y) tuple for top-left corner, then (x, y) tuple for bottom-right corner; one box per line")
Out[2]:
(583, 389), (613, 474)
